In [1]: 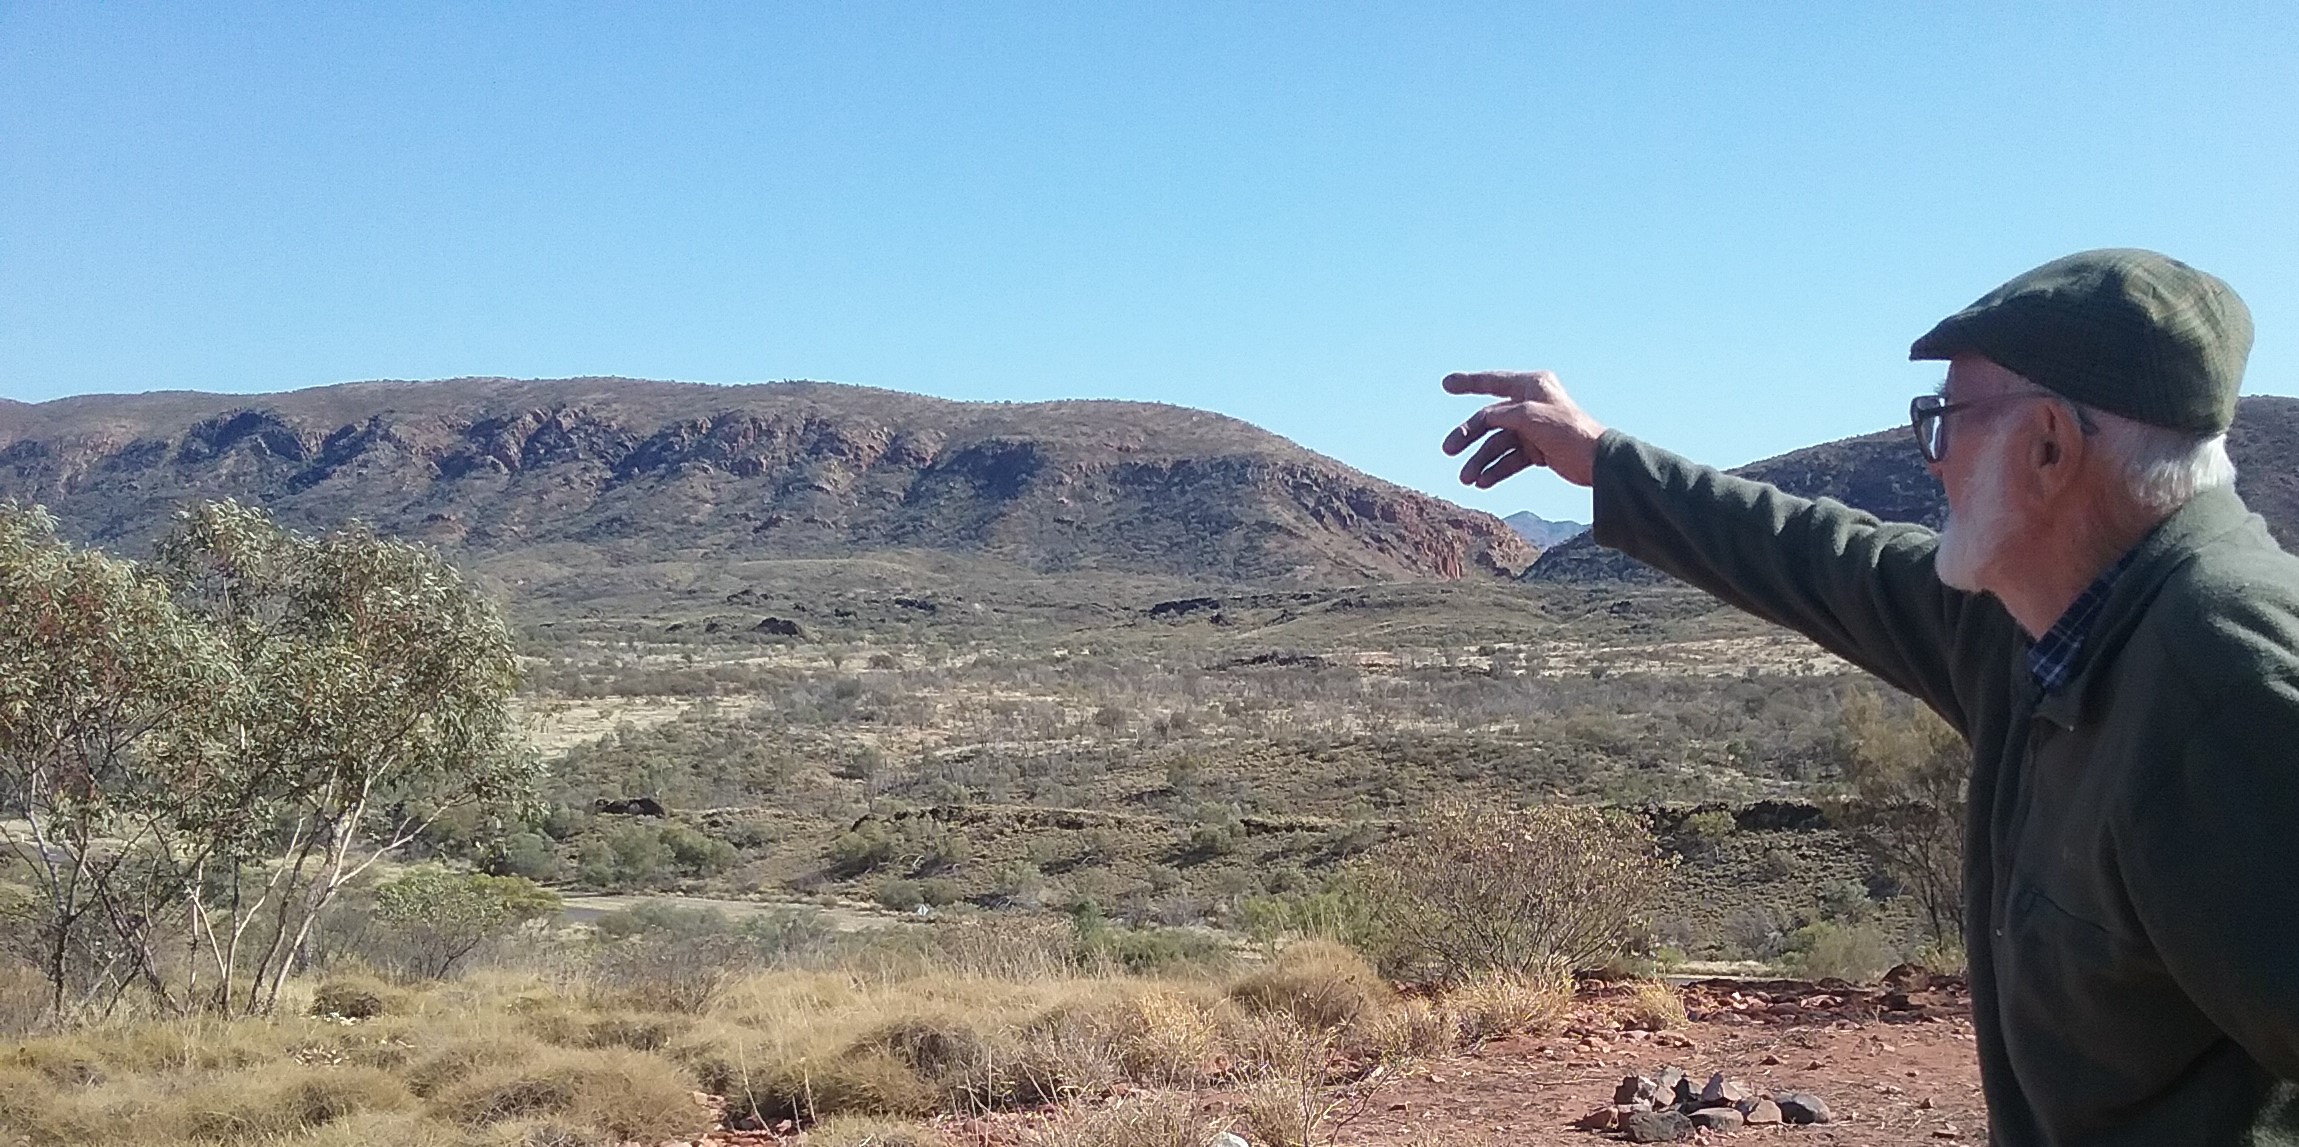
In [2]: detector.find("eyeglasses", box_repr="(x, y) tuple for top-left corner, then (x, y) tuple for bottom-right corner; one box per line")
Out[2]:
(1908, 392), (2059, 463)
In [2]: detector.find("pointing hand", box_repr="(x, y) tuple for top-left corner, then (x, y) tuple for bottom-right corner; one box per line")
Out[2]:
(1440, 370), (1607, 489)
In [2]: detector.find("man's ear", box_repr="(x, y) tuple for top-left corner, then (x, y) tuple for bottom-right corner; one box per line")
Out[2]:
(2031, 403), (2079, 490)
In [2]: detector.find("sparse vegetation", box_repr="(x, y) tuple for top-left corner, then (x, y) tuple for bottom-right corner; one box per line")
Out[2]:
(0, 423), (1991, 1144)
(1828, 684), (1967, 947)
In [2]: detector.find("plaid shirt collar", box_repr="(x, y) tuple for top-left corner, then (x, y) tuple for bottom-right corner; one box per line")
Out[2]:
(2026, 551), (2138, 694)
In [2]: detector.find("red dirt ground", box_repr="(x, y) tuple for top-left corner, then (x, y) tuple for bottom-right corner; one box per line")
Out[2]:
(702, 971), (1986, 1147)
(1332, 976), (1984, 1146)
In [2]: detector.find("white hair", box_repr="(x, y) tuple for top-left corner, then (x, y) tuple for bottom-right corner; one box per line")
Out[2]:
(2006, 377), (2236, 514)
(2085, 409), (2235, 514)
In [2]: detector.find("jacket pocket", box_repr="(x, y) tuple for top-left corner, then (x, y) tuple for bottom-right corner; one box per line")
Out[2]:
(1999, 880), (2219, 1135)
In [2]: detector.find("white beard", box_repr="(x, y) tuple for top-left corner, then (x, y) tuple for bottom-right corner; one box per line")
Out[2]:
(1935, 462), (2014, 592)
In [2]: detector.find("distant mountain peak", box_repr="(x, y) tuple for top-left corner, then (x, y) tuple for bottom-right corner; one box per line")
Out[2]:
(1502, 511), (1589, 550)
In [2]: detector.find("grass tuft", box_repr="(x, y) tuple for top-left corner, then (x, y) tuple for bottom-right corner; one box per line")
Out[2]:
(432, 1047), (710, 1141)
(1444, 969), (1573, 1043)
(1621, 979), (1689, 1030)
(1225, 940), (1392, 1033)
(1022, 1091), (1224, 1147)
(310, 974), (410, 1020)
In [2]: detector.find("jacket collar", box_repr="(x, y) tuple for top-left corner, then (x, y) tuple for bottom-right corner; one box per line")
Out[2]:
(2031, 484), (2266, 729)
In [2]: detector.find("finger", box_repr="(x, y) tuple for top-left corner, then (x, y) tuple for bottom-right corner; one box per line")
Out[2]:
(1442, 371), (1518, 398)
(1472, 449), (1540, 488)
(1457, 429), (1518, 485)
(1445, 399), (1529, 454)
(1442, 409), (1491, 455)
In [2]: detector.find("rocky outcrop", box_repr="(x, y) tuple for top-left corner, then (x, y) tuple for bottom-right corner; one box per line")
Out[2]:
(0, 376), (1534, 584)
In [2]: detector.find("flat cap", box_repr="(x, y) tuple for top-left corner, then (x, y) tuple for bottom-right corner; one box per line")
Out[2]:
(1910, 248), (2252, 435)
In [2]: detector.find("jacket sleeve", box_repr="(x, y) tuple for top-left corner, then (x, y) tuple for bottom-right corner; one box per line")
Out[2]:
(1590, 431), (1979, 730)
(2121, 682), (2299, 1079)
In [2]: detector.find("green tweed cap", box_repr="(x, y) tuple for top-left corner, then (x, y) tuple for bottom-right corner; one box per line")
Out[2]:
(1910, 248), (2252, 435)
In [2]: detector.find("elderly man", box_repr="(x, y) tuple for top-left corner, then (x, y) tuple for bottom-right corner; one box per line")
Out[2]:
(1443, 248), (2299, 1145)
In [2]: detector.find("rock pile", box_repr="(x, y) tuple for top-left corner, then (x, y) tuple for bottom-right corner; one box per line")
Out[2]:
(1577, 1067), (1832, 1141)
(1676, 964), (1970, 1026)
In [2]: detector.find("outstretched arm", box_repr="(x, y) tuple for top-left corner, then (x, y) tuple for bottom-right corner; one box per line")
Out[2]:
(1440, 370), (1990, 729)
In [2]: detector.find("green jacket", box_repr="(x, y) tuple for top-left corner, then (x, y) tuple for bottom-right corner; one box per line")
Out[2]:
(1590, 431), (2299, 1146)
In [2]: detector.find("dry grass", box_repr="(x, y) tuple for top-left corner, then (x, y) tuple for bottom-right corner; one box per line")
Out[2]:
(1442, 969), (1574, 1044)
(806, 1113), (954, 1146)
(432, 1046), (708, 1140)
(1021, 1091), (1225, 1147)
(0, 1057), (419, 1146)
(1621, 979), (1689, 1030)
(0, 932), (1582, 1146)
(311, 973), (411, 1020)
(0, 963), (50, 1038)
(1226, 940), (1392, 1034)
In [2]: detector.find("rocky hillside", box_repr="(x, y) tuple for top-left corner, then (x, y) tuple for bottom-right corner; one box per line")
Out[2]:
(1530, 395), (2299, 581)
(0, 377), (1533, 584)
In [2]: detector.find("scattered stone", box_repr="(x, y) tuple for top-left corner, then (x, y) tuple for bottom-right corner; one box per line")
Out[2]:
(1655, 1066), (1688, 1099)
(754, 616), (805, 637)
(1624, 1109), (1694, 1143)
(1700, 1071), (1752, 1107)
(1616, 1075), (1659, 1106)
(1576, 1106), (1625, 1131)
(1776, 1092), (1835, 1124)
(1689, 1107), (1746, 1133)
(1760, 1053), (1783, 1066)
(1742, 1099), (1784, 1125)
(1933, 1128), (1961, 1140)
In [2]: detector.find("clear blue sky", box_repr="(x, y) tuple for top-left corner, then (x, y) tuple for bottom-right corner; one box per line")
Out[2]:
(4, 4), (2294, 522)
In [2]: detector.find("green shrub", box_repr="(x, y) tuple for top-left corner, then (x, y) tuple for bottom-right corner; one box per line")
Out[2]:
(490, 832), (562, 881)
(1070, 909), (1228, 974)
(830, 825), (900, 876)
(1352, 799), (1674, 981)
(593, 901), (731, 942)
(1678, 809), (1736, 857)
(1782, 919), (1899, 983)
(372, 866), (559, 979)
(577, 824), (735, 890)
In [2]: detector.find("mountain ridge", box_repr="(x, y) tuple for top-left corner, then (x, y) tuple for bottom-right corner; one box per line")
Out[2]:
(0, 376), (1535, 585)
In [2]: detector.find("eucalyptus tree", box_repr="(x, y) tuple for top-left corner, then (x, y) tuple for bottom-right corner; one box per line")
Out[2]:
(155, 500), (535, 1014)
(0, 499), (535, 1020)
(0, 503), (226, 1020)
